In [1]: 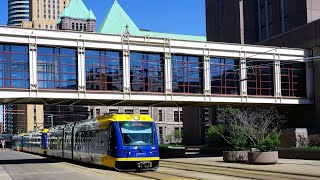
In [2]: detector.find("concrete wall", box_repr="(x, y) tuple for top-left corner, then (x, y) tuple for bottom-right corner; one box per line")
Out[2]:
(182, 107), (216, 146)
(307, 0), (320, 23)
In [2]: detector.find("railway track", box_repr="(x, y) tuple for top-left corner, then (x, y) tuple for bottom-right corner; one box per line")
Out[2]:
(159, 161), (320, 180)
(55, 157), (320, 180)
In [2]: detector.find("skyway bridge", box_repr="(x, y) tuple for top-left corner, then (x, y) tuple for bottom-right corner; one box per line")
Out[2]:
(0, 26), (313, 106)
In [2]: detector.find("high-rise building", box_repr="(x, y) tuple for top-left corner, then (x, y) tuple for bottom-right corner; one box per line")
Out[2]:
(3, 105), (13, 134)
(0, 122), (3, 134)
(206, 0), (320, 44)
(3, 104), (44, 134)
(22, 0), (70, 29)
(7, 0), (29, 26)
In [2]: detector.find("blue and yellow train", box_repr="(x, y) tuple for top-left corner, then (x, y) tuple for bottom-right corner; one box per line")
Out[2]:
(12, 114), (159, 171)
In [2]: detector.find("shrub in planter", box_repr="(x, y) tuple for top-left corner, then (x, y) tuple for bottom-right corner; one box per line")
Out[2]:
(207, 124), (249, 162)
(248, 130), (281, 164)
(207, 106), (285, 164)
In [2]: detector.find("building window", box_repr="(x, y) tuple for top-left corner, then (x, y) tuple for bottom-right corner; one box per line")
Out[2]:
(140, 110), (149, 114)
(159, 127), (164, 143)
(96, 109), (100, 117)
(72, 23), (74, 30)
(130, 52), (164, 92)
(174, 111), (179, 122)
(172, 55), (203, 93)
(84, 24), (86, 31)
(247, 60), (274, 96)
(37, 46), (77, 89)
(210, 57), (239, 95)
(0, 44), (29, 88)
(76, 23), (78, 30)
(281, 62), (306, 97)
(45, 25), (48, 29)
(38, 24), (41, 28)
(85, 50), (122, 91)
(179, 110), (183, 122)
(109, 109), (118, 114)
(158, 110), (162, 121)
(125, 109), (133, 114)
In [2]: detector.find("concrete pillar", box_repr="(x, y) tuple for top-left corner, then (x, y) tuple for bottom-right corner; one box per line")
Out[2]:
(203, 55), (211, 95)
(183, 107), (204, 145)
(164, 52), (172, 94)
(29, 43), (37, 90)
(313, 47), (320, 127)
(240, 53), (247, 96)
(77, 47), (86, 91)
(274, 57), (281, 97)
(306, 60), (314, 100)
(239, 0), (244, 44)
(122, 49), (130, 93)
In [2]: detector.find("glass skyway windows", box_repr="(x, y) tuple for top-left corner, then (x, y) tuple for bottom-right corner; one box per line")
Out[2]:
(247, 60), (274, 96)
(172, 55), (203, 94)
(37, 47), (77, 89)
(0, 44), (29, 88)
(210, 57), (239, 95)
(130, 52), (164, 92)
(85, 50), (122, 91)
(281, 62), (306, 97)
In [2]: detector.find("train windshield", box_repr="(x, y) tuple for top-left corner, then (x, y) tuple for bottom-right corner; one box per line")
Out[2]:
(119, 122), (154, 146)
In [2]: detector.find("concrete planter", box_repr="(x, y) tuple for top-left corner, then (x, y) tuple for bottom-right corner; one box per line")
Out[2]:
(223, 151), (248, 162)
(160, 146), (185, 158)
(248, 151), (278, 164)
(277, 148), (320, 160)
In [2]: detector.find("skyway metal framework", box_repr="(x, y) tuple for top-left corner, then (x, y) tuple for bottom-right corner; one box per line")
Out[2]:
(0, 26), (313, 106)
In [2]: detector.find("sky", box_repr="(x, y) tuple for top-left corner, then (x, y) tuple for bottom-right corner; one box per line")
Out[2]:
(0, 0), (206, 36)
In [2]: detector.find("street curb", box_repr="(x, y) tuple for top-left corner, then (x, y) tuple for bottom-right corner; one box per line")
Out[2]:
(161, 159), (320, 178)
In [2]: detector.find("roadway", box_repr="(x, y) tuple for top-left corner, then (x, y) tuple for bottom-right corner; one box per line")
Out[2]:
(1, 149), (320, 180)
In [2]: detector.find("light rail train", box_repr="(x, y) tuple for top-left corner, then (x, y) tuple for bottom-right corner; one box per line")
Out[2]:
(12, 114), (159, 171)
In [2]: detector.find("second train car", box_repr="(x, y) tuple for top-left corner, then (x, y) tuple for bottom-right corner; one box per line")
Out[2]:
(12, 114), (160, 171)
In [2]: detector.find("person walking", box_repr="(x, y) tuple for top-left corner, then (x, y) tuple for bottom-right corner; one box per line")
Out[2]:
(1, 139), (4, 149)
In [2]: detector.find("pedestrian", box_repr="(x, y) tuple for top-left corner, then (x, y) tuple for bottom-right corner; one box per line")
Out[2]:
(1, 139), (4, 149)
(3, 139), (5, 149)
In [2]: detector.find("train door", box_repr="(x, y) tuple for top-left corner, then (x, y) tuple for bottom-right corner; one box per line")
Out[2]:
(85, 131), (90, 163)
(108, 123), (117, 157)
(87, 130), (96, 163)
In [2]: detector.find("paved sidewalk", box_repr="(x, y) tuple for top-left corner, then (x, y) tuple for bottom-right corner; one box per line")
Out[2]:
(161, 156), (320, 177)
